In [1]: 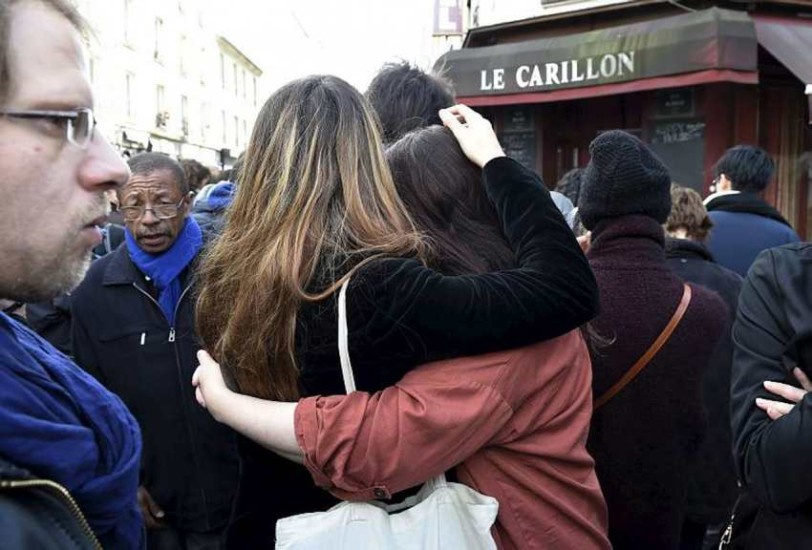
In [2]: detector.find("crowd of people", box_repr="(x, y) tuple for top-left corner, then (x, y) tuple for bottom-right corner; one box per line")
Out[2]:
(1, 1), (811, 549)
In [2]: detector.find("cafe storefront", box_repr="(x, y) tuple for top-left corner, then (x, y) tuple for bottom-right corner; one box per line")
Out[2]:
(436, 6), (812, 237)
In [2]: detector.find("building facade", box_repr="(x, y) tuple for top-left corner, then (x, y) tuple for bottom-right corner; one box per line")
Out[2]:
(75, 0), (263, 167)
(470, 0), (637, 28)
(438, 0), (812, 238)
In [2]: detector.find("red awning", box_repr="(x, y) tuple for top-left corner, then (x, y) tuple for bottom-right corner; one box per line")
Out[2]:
(753, 15), (812, 125)
(457, 69), (757, 107)
(753, 15), (812, 87)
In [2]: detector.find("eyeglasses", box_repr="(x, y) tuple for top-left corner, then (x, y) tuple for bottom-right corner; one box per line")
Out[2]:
(119, 198), (186, 222)
(0, 108), (96, 149)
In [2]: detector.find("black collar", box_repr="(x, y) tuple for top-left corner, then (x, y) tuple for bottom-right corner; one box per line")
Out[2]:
(665, 237), (714, 262)
(705, 192), (792, 227)
(101, 244), (143, 286)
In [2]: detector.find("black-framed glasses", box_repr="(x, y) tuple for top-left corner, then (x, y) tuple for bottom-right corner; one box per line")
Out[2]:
(119, 198), (186, 222)
(0, 108), (96, 149)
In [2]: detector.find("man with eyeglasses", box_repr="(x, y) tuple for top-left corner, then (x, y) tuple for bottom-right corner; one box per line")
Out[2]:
(0, 1), (143, 549)
(704, 145), (800, 277)
(71, 152), (239, 550)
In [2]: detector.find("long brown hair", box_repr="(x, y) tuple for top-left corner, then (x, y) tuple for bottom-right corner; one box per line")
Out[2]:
(196, 75), (428, 400)
(386, 126), (513, 275)
(388, 126), (608, 351)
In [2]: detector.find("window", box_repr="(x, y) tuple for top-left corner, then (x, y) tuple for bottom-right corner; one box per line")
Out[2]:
(154, 17), (164, 62)
(201, 103), (210, 141)
(221, 110), (227, 144)
(242, 69), (247, 99)
(220, 53), (225, 89)
(242, 119), (248, 144)
(233, 115), (239, 147)
(253, 76), (257, 107)
(233, 62), (238, 97)
(181, 96), (188, 137)
(156, 85), (165, 113)
(179, 35), (187, 75)
(125, 73), (134, 118)
(123, 0), (134, 45)
(155, 85), (167, 128)
(200, 47), (208, 86)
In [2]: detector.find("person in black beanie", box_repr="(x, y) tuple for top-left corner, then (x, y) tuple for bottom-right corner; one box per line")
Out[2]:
(581, 130), (728, 550)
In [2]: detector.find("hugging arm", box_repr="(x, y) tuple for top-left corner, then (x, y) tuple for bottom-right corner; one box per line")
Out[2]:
(353, 155), (597, 372)
(193, 349), (512, 497)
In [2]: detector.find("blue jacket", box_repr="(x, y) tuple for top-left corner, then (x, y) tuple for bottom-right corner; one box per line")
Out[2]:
(707, 211), (799, 277)
(191, 181), (234, 238)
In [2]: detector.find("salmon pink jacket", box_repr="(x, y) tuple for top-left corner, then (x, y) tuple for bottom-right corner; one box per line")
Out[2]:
(294, 330), (611, 550)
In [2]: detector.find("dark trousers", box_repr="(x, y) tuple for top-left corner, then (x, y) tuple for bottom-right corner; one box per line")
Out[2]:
(147, 526), (226, 550)
(681, 519), (725, 550)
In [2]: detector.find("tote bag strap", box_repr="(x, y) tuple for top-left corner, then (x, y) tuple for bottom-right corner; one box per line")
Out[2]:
(338, 278), (356, 394)
(337, 278), (447, 491)
(594, 283), (692, 410)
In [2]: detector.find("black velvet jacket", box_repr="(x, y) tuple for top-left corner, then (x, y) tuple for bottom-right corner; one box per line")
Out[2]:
(227, 157), (600, 547)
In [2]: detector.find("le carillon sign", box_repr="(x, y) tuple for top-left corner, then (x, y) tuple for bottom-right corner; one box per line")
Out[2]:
(436, 8), (757, 97)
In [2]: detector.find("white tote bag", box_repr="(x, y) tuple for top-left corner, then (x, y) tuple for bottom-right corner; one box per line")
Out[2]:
(275, 279), (499, 549)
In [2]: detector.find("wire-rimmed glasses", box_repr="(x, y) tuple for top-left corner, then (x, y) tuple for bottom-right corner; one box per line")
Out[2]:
(0, 107), (96, 149)
(119, 198), (186, 222)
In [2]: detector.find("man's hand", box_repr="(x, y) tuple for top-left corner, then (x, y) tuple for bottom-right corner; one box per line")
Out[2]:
(756, 367), (812, 420)
(577, 232), (592, 254)
(137, 486), (165, 529)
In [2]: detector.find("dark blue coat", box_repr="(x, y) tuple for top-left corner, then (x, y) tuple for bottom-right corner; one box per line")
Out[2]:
(706, 202), (799, 278)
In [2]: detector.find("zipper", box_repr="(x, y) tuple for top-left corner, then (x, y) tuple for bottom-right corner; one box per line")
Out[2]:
(133, 281), (212, 528)
(169, 282), (213, 530)
(132, 282), (192, 342)
(171, 284), (193, 341)
(1, 478), (102, 549)
(719, 521), (732, 548)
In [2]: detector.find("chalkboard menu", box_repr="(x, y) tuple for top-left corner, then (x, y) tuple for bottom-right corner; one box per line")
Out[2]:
(655, 89), (695, 118)
(648, 119), (705, 191)
(504, 108), (534, 132)
(500, 131), (536, 170)
(650, 120), (705, 144)
(500, 108), (536, 171)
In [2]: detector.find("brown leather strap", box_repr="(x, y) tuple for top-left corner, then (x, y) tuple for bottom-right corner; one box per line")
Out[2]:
(594, 283), (692, 410)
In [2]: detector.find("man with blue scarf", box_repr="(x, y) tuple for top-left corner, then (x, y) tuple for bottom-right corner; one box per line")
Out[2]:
(0, 1), (142, 548)
(71, 153), (239, 550)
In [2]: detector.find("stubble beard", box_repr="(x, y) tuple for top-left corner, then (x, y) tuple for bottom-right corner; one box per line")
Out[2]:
(5, 245), (93, 302)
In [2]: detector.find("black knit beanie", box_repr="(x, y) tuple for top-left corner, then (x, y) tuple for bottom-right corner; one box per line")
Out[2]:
(579, 130), (672, 230)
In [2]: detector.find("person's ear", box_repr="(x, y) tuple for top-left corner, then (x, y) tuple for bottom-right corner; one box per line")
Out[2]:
(718, 174), (733, 192)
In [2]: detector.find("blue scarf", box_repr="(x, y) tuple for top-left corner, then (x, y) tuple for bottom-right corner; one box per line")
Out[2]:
(0, 314), (143, 549)
(125, 217), (203, 325)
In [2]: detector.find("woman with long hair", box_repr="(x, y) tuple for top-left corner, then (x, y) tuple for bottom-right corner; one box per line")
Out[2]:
(194, 75), (599, 546)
